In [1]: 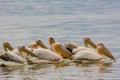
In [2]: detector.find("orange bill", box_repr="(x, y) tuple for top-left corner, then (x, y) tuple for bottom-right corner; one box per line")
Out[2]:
(35, 39), (48, 49)
(3, 41), (14, 51)
(18, 46), (40, 59)
(97, 45), (116, 61)
(84, 37), (97, 49)
(53, 43), (73, 60)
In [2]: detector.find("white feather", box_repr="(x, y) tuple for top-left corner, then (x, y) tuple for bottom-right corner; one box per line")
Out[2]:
(73, 47), (102, 60)
(73, 46), (95, 54)
(33, 48), (62, 61)
(4, 52), (26, 63)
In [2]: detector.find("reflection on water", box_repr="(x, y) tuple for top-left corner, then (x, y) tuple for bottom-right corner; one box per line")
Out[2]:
(0, 60), (119, 80)
(0, 0), (120, 80)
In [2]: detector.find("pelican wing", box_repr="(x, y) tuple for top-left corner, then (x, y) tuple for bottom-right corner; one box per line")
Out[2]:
(33, 48), (62, 61)
(73, 50), (102, 61)
(0, 52), (26, 63)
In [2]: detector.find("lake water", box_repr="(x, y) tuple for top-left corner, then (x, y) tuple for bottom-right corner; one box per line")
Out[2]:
(0, 0), (120, 80)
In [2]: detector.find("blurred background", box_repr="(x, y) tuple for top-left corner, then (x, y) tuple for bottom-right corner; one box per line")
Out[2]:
(0, 0), (120, 80)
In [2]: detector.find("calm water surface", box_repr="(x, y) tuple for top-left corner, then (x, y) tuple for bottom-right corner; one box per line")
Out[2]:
(0, 0), (120, 80)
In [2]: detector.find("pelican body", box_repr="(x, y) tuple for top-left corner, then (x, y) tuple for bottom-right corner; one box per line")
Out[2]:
(0, 41), (39, 66)
(26, 42), (73, 64)
(0, 51), (27, 67)
(64, 37), (116, 63)
(32, 48), (63, 62)
(64, 43), (102, 62)
(34, 36), (73, 60)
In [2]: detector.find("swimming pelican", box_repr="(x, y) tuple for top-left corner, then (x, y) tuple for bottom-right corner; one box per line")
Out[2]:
(0, 47), (27, 67)
(84, 37), (115, 61)
(64, 37), (116, 63)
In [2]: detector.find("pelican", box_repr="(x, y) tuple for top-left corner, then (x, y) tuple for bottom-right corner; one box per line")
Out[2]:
(84, 37), (115, 61)
(0, 48), (27, 67)
(64, 37), (116, 63)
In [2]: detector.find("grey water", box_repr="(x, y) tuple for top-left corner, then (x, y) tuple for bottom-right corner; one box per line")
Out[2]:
(0, 0), (120, 80)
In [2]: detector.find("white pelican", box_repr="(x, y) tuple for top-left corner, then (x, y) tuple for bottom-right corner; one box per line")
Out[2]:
(84, 37), (115, 61)
(64, 37), (116, 63)
(0, 48), (27, 67)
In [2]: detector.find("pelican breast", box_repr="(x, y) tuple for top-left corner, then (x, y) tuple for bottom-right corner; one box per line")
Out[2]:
(0, 52), (26, 64)
(72, 46), (95, 54)
(33, 48), (62, 61)
(73, 47), (103, 61)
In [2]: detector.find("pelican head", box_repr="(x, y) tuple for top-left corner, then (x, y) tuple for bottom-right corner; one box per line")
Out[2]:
(3, 41), (14, 51)
(28, 42), (37, 50)
(35, 38), (47, 49)
(48, 36), (56, 45)
(84, 37), (97, 49)
(18, 45), (39, 59)
(53, 42), (73, 60)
